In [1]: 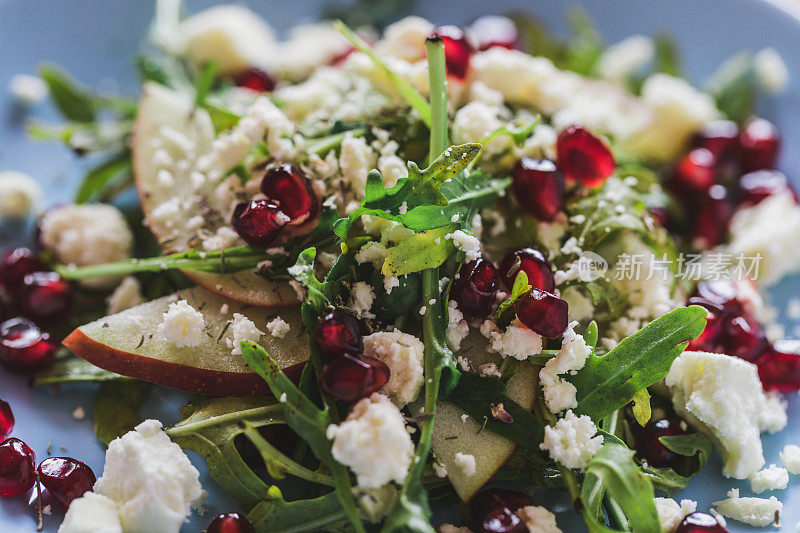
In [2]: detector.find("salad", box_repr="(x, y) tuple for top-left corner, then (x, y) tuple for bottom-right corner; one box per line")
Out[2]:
(0, 1), (798, 532)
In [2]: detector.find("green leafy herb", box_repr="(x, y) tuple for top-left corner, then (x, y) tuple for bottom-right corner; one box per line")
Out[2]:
(33, 356), (130, 386)
(562, 7), (604, 76)
(93, 381), (148, 446)
(248, 486), (347, 533)
(74, 152), (132, 204)
(631, 388), (652, 427)
(705, 51), (757, 124)
(466, 118), (540, 173)
(382, 225), (456, 277)
(569, 306), (706, 421)
(194, 60), (219, 108)
(653, 34), (683, 78)
(39, 65), (98, 122)
(495, 271), (532, 329)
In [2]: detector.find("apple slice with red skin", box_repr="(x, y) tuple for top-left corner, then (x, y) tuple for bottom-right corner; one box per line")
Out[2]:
(131, 82), (298, 307)
(63, 287), (308, 395)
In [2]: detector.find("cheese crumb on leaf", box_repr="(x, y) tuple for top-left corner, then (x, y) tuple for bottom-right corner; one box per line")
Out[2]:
(363, 330), (424, 405)
(539, 410), (603, 470)
(157, 299), (205, 348)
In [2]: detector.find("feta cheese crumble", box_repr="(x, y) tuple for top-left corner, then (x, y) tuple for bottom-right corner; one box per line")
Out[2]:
(9, 73), (48, 104)
(265, 316), (291, 339)
(539, 322), (591, 412)
(654, 498), (698, 533)
(754, 47), (789, 94)
(480, 319), (543, 360)
(780, 444), (800, 474)
(0, 170), (41, 218)
(453, 452), (476, 477)
(350, 281), (376, 319)
(363, 330), (424, 405)
(539, 410), (603, 470)
(58, 492), (122, 533)
(516, 505), (563, 533)
(445, 230), (481, 262)
(157, 300), (205, 348)
(749, 464), (789, 494)
(226, 313), (264, 356)
(712, 488), (783, 528)
(596, 35), (655, 84)
(446, 300), (470, 351)
(327, 393), (413, 489)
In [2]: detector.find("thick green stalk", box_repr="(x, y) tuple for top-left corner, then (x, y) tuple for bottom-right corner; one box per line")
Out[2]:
(426, 36), (448, 157)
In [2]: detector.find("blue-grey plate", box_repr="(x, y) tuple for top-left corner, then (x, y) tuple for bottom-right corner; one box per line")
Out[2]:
(1, 0), (800, 531)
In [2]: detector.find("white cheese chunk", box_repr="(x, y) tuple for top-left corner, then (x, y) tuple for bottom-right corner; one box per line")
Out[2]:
(58, 492), (122, 533)
(225, 313), (264, 355)
(265, 317), (290, 339)
(0, 170), (41, 218)
(539, 322), (591, 412)
(363, 330), (424, 405)
(654, 498), (697, 533)
(445, 230), (481, 262)
(480, 319), (543, 361)
(596, 35), (654, 84)
(9, 74), (48, 104)
(453, 452), (476, 477)
(516, 505), (563, 533)
(713, 489), (782, 528)
(749, 464), (789, 494)
(157, 299), (205, 348)
(754, 47), (789, 94)
(539, 410), (603, 470)
(780, 444), (800, 474)
(376, 16), (433, 62)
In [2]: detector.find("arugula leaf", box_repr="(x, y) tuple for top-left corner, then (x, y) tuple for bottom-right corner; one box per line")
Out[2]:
(569, 306), (706, 421)
(641, 433), (713, 495)
(653, 34), (683, 78)
(466, 118), (539, 173)
(382, 225), (456, 277)
(27, 119), (132, 156)
(248, 486), (347, 533)
(39, 65), (97, 122)
(562, 7), (604, 76)
(495, 271), (532, 329)
(630, 389), (652, 427)
(33, 356), (129, 386)
(705, 51), (757, 124)
(93, 381), (148, 446)
(194, 60), (219, 108)
(74, 152), (132, 204)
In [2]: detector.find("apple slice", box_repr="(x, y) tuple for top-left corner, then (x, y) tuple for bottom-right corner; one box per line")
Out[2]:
(131, 82), (298, 307)
(62, 287), (308, 395)
(421, 331), (538, 502)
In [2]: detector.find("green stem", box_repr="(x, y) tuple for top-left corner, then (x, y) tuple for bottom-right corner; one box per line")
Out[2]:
(305, 128), (367, 156)
(426, 36), (448, 158)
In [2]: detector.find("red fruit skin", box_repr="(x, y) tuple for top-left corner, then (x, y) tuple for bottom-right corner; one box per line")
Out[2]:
(499, 248), (555, 293)
(671, 148), (717, 194)
(37, 457), (96, 510)
(556, 125), (616, 187)
(0, 317), (57, 374)
(0, 248), (48, 299)
(431, 25), (473, 79)
(451, 259), (498, 321)
(692, 120), (739, 162)
(686, 302), (725, 353)
(515, 289), (569, 338)
(0, 400), (13, 441)
(314, 309), (363, 360)
(512, 158), (565, 221)
(675, 512), (729, 533)
(319, 353), (390, 403)
(19, 271), (73, 323)
(233, 68), (275, 92)
(0, 438), (36, 497)
(720, 314), (769, 363)
(471, 488), (533, 533)
(739, 118), (781, 172)
(231, 199), (288, 247)
(756, 345), (800, 392)
(690, 185), (733, 248)
(207, 512), (256, 533)
(738, 169), (794, 206)
(260, 163), (320, 224)
(470, 16), (520, 50)
(633, 416), (689, 468)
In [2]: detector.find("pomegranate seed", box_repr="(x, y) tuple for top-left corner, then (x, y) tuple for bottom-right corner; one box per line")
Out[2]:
(511, 158), (564, 221)
(686, 302), (726, 353)
(633, 416), (688, 468)
(231, 199), (289, 247)
(720, 314), (769, 363)
(739, 118), (781, 171)
(515, 289), (568, 338)
(470, 16), (520, 50)
(675, 512), (729, 533)
(0, 438), (36, 497)
(671, 148), (717, 194)
(0, 248), (47, 299)
(691, 280), (741, 312)
(37, 457), (96, 510)
(692, 120), (739, 161)
(0, 318), (57, 373)
(690, 185), (732, 248)
(756, 346), (800, 392)
(499, 248), (554, 292)
(19, 271), (72, 323)
(648, 206), (670, 228)
(319, 353), (389, 403)
(0, 400), (13, 441)
(555, 125), (615, 187)
(207, 512), (256, 533)
(739, 169), (794, 206)
(471, 488), (533, 533)
(260, 164), (319, 225)
(314, 309), (363, 360)
(430, 25), (473, 79)
(233, 68), (275, 93)
(451, 259), (498, 320)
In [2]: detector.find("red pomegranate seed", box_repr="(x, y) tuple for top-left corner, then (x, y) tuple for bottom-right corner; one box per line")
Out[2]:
(511, 158), (564, 221)
(231, 199), (289, 247)
(555, 125), (616, 187)
(720, 314), (769, 363)
(470, 16), (520, 50)
(648, 206), (671, 228)
(692, 120), (739, 161)
(471, 488), (534, 533)
(314, 309), (363, 360)
(0, 318), (57, 373)
(19, 271), (72, 323)
(260, 164), (320, 225)
(671, 148), (717, 194)
(451, 259), (498, 320)
(692, 279), (740, 312)
(515, 289), (568, 338)
(499, 248), (554, 292)
(319, 353), (390, 403)
(675, 512), (729, 533)
(739, 169), (794, 206)
(690, 184), (732, 248)
(233, 68), (275, 93)
(739, 118), (781, 172)
(0, 248), (47, 299)
(633, 416), (688, 468)
(430, 25), (473, 79)
(0, 438), (36, 497)
(686, 302), (726, 353)
(37, 457), (96, 510)
(0, 400), (13, 441)
(756, 346), (800, 392)
(207, 512), (256, 533)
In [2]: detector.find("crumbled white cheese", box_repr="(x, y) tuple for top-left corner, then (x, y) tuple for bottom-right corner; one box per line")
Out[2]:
(201, 226), (241, 252)
(58, 492), (122, 533)
(479, 363), (502, 378)
(539, 322), (591, 412)
(377, 16), (432, 62)
(445, 230), (482, 262)
(106, 277), (145, 315)
(158, 300), (206, 348)
(596, 35), (654, 84)
(453, 452), (476, 477)
(350, 281), (376, 319)
(712, 489), (782, 528)
(561, 286), (594, 323)
(754, 47), (789, 94)
(363, 330), (424, 405)
(780, 444), (800, 474)
(9, 74), (48, 104)
(480, 319), (543, 361)
(451, 101), (507, 154)
(749, 464), (789, 494)
(446, 300), (470, 351)
(384, 275), (400, 295)
(339, 134), (377, 197)
(226, 313), (264, 356)
(0, 170), (41, 219)
(265, 317), (290, 339)
(432, 461), (448, 478)
(516, 505), (563, 533)
(327, 393), (413, 489)
(539, 410), (603, 470)
(89, 420), (203, 533)
(72, 407), (86, 421)
(355, 241), (389, 267)
(654, 498), (698, 533)
(665, 351), (787, 479)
